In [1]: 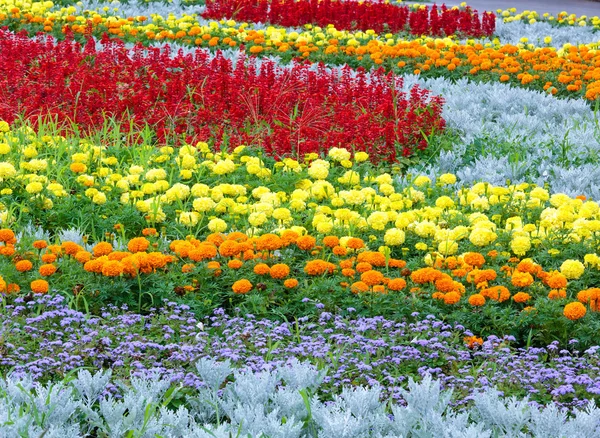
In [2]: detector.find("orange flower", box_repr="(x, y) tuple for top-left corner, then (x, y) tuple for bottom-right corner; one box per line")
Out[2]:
(254, 263), (271, 275)
(0, 244), (16, 257)
(39, 264), (57, 276)
(351, 281), (370, 293)
(435, 275), (456, 292)
(93, 242), (113, 257)
(346, 237), (365, 250)
(280, 230), (300, 246)
(545, 271), (568, 289)
(62, 241), (82, 256)
(142, 227), (158, 236)
(128, 237), (150, 253)
(6, 283), (20, 293)
(511, 271), (534, 288)
(15, 260), (33, 272)
(228, 259), (244, 269)
(74, 251), (92, 264)
(471, 269), (497, 284)
(468, 294), (486, 307)
(357, 251), (386, 267)
(388, 258), (407, 268)
(373, 285), (387, 294)
(189, 244), (218, 261)
(219, 240), (241, 257)
(284, 278), (299, 289)
(548, 289), (567, 300)
(323, 236), (340, 248)
(226, 232), (248, 242)
(41, 253), (57, 264)
(339, 259), (354, 269)
(0, 229), (15, 243)
(564, 302), (586, 320)
(443, 291), (461, 304)
(101, 260), (123, 277)
(332, 245), (347, 256)
(304, 259), (335, 276)
(232, 279), (252, 294)
(207, 261), (222, 276)
(181, 263), (196, 273)
(270, 263), (290, 279)
(70, 162), (86, 173)
(411, 267), (442, 284)
(255, 234), (282, 251)
(463, 252), (485, 268)
(206, 233), (225, 247)
(341, 268), (355, 278)
(33, 240), (48, 249)
(361, 270), (384, 286)
(31, 279), (49, 294)
(356, 262), (373, 273)
(512, 292), (531, 303)
(296, 235), (317, 251)
(388, 278), (407, 291)
(464, 335), (483, 349)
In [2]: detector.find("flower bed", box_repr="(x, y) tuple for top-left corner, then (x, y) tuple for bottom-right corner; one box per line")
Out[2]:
(202, 0), (496, 37)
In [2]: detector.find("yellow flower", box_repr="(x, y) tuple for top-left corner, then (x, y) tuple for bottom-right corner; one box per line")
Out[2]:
(511, 236), (531, 256)
(413, 175), (431, 187)
(0, 162), (17, 178)
(354, 151), (369, 162)
(560, 259), (585, 280)
(0, 121), (9, 132)
(208, 218), (227, 233)
(384, 228), (405, 246)
(0, 143), (10, 154)
(179, 211), (200, 226)
(26, 182), (44, 194)
(328, 147), (351, 162)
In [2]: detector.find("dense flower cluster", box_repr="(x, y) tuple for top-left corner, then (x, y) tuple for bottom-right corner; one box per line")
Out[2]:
(202, 0), (496, 37)
(0, 32), (444, 157)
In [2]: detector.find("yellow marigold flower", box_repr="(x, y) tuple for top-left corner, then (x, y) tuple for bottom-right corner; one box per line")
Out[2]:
(564, 302), (586, 320)
(560, 259), (585, 279)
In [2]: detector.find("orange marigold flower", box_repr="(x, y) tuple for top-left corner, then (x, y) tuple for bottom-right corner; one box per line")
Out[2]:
(356, 262), (373, 273)
(452, 268), (468, 278)
(207, 261), (221, 276)
(443, 291), (461, 304)
(284, 278), (299, 289)
(388, 278), (407, 291)
(471, 269), (497, 284)
(323, 235), (340, 248)
(545, 271), (568, 289)
(341, 268), (355, 278)
(270, 263), (290, 279)
(256, 233), (282, 251)
(351, 281), (370, 294)
(468, 294), (486, 307)
(516, 259), (540, 275)
(181, 263), (196, 273)
(219, 240), (241, 257)
(226, 232), (248, 242)
(513, 292), (531, 303)
(388, 258), (407, 269)
(463, 252), (485, 268)
(564, 302), (586, 320)
(304, 259), (334, 276)
(39, 264), (57, 276)
(7, 283), (20, 293)
(47, 245), (62, 255)
(296, 235), (317, 251)
(108, 251), (129, 261)
(346, 237), (365, 250)
(361, 269), (384, 286)
(464, 335), (484, 349)
(548, 289), (566, 300)
(432, 292), (444, 299)
(15, 260), (33, 272)
(232, 279), (253, 294)
(41, 253), (57, 264)
(511, 271), (534, 288)
(206, 233), (225, 247)
(33, 240), (48, 249)
(0, 244), (15, 257)
(74, 251), (92, 264)
(0, 229), (15, 243)
(254, 263), (271, 275)
(357, 251), (386, 267)
(70, 162), (86, 173)
(339, 259), (354, 269)
(128, 237), (150, 253)
(228, 259), (244, 269)
(411, 267), (442, 284)
(93, 242), (113, 257)
(101, 260), (123, 277)
(142, 227), (158, 236)
(373, 285), (387, 294)
(332, 245), (347, 256)
(435, 276), (457, 293)
(280, 230), (300, 246)
(31, 279), (49, 294)
(189, 244), (218, 261)
(62, 241), (82, 256)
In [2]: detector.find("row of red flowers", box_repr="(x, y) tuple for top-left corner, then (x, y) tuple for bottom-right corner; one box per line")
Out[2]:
(202, 0), (495, 37)
(0, 31), (445, 159)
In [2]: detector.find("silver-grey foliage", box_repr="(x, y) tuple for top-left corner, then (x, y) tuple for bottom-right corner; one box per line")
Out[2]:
(1, 356), (600, 437)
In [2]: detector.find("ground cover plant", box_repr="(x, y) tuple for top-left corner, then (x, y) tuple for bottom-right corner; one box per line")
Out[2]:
(2, 0), (600, 434)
